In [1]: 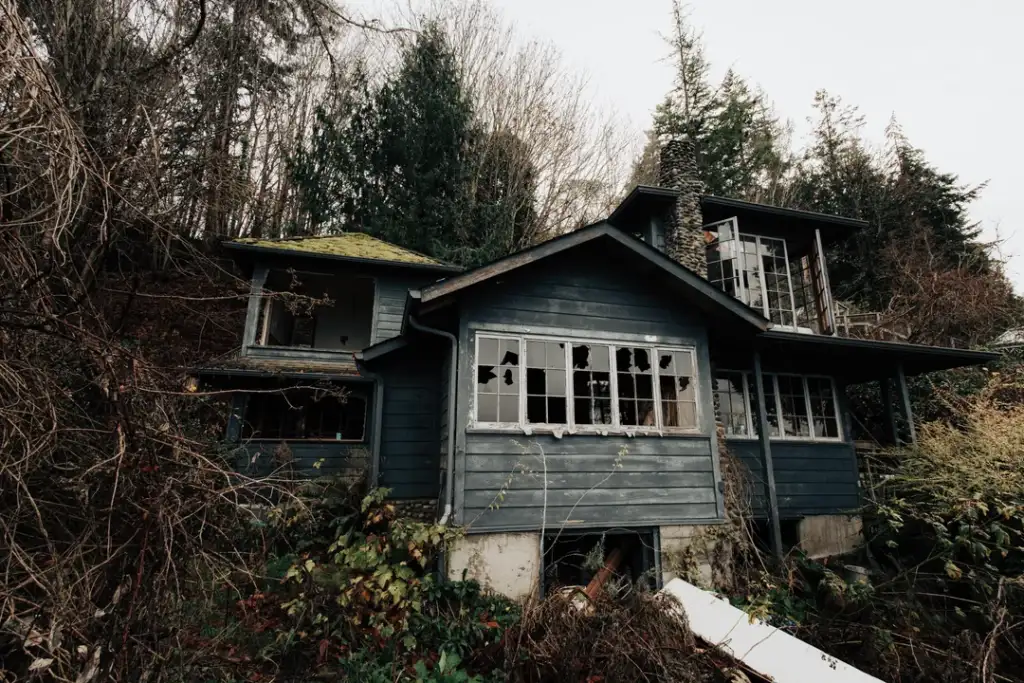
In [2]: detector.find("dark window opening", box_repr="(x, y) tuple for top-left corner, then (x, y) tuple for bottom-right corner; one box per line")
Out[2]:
(241, 389), (367, 441)
(256, 272), (374, 351)
(543, 530), (657, 597)
(616, 347), (655, 426)
(572, 344), (612, 425)
(526, 340), (567, 425)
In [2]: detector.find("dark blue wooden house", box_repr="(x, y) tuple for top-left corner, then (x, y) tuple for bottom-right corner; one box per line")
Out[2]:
(199, 140), (996, 599)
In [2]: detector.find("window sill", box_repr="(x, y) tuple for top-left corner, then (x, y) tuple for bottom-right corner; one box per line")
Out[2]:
(467, 425), (707, 439)
(241, 438), (368, 445)
(723, 435), (847, 444)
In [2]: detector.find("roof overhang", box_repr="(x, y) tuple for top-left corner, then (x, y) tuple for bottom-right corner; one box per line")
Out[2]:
(223, 240), (463, 274)
(748, 330), (998, 383)
(414, 221), (770, 333)
(608, 185), (679, 229)
(701, 195), (867, 249)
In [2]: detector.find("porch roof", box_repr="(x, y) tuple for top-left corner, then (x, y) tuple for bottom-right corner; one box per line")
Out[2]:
(717, 330), (999, 383)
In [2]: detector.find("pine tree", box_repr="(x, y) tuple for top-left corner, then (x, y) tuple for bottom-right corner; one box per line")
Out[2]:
(292, 24), (537, 266)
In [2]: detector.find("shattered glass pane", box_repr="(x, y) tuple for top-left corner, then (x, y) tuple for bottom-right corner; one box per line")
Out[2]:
(477, 366), (497, 391)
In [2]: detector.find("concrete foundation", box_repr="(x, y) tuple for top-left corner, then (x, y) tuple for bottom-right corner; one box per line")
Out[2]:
(796, 515), (863, 559)
(660, 525), (726, 589)
(446, 532), (541, 601)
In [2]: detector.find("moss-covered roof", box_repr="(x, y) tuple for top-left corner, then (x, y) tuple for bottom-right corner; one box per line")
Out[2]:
(230, 233), (451, 268)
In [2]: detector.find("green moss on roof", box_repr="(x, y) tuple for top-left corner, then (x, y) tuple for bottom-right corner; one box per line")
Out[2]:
(232, 233), (446, 266)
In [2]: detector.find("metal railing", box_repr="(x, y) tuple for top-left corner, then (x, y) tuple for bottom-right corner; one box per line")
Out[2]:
(833, 312), (911, 342)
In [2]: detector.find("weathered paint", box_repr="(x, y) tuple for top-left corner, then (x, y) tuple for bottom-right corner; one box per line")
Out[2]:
(446, 532), (541, 601)
(375, 347), (444, 499)
(796, 514), (863, 559)
(727, 439), (860, 518)
(453, 251), (725, 532)
(660, 524), (727, 589)
(233, 440), (369, 481)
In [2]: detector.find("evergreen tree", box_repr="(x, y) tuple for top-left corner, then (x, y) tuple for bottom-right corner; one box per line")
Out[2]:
(293, 24), (476, 259)
(633, 3), (789, 203)
(292, 24), (538, 266)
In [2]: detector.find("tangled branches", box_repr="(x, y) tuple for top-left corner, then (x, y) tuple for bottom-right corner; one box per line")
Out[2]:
(0, 3), (303, 680)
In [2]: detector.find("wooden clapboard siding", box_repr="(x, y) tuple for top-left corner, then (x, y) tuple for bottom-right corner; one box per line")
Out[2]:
(377, 349), (443, 499)
(374, 271), (440, 343)
(455, 252), (725, 531)
(727, 439), (860, 518)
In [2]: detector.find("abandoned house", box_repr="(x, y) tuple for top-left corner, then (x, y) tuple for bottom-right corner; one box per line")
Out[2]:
(196, 135), (998, 600)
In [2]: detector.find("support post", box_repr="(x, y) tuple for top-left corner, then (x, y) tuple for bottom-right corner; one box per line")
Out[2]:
(895, 364), (917, 447)
(880, 377), (899, 446)
(241, 264), (269, 353)
(752, 351), (783, 561)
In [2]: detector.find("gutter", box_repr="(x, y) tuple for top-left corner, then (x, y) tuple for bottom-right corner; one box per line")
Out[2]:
(408, 314), (458, 527)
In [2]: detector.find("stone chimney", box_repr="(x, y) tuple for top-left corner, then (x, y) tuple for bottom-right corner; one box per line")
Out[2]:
(657, 133), (707, 278)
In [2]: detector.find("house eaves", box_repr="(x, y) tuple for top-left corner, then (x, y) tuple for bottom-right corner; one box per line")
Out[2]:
(415, 221), (770, 332)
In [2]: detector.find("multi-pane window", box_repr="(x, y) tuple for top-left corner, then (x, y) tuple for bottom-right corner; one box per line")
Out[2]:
(705, 220), (797, 328)
(475, 334), (698, 431)
(807, 377), (840, 438)
(775, 374), (811, 437)
(615, 347), (656, 426)
(572, 344), (612, 425)
(713, 371), (842, 441)
(658, 349), (697, 429)
(476, 337), (520, 423)
(526, 340), (568, 424)
(241, 390), (367, 441)
(714, 372), (749, 436)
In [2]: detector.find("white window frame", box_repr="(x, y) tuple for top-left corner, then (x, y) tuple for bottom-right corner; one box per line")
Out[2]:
(472, 332), (702, 435)
(705, 218), (799, 329)
(715, 369), (844, 442)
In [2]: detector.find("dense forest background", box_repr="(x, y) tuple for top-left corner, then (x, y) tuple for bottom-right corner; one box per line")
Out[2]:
(2, 0), (1023, 680)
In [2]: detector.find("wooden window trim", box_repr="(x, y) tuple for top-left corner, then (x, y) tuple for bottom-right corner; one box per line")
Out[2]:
(473, 332), (702, 435)
(717, 369), (843, 443)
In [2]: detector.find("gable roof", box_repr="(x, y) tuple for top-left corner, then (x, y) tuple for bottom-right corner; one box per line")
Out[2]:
(415, 221), (770, 332)
(225, 233), (462, 272)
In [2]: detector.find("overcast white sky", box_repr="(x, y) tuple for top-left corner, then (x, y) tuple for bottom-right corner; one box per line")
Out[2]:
(358, 0), (1024, 288)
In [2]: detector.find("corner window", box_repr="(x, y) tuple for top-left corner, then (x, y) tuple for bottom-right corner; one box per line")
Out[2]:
(474, 334), (699, 432)
(241, 389), (367, 441)
(705, 220), (797, 328)
(714, 370), (842, 441)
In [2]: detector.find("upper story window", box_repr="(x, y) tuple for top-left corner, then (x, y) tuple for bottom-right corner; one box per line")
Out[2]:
(241, 389), (367, 442)
(475, 333), (700, 433)
(705, 218), (837, 334)
(713, 370), (842, 441)
(705, 219), (796, 327)
(254, 270), (375, 351)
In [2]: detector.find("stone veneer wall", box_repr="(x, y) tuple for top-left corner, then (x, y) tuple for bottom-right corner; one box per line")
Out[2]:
(390, 498), (437, 523)
(657, 134), (707, 278)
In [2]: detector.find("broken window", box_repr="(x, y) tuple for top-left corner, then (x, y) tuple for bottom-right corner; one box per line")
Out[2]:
(241, 389), (366, 441)
(714, 371), (750, 436)
(256, 272), (374, 351)
(526, 340), (567, 424)
(657, 349), (697, 429)
(704, 220), (798, 328)
(474, 334), (699, 432)
(775, 374), (811, 437)
(572, 344), (612, 425)
(476, 337), (520, 423)
(615, 347), (656, 427)
(807, 376), (840, 438)
(718, 371), (841, 441)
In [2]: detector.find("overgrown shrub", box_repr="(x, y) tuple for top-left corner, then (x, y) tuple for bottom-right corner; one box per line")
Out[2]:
(739, 367), (1024, 682)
